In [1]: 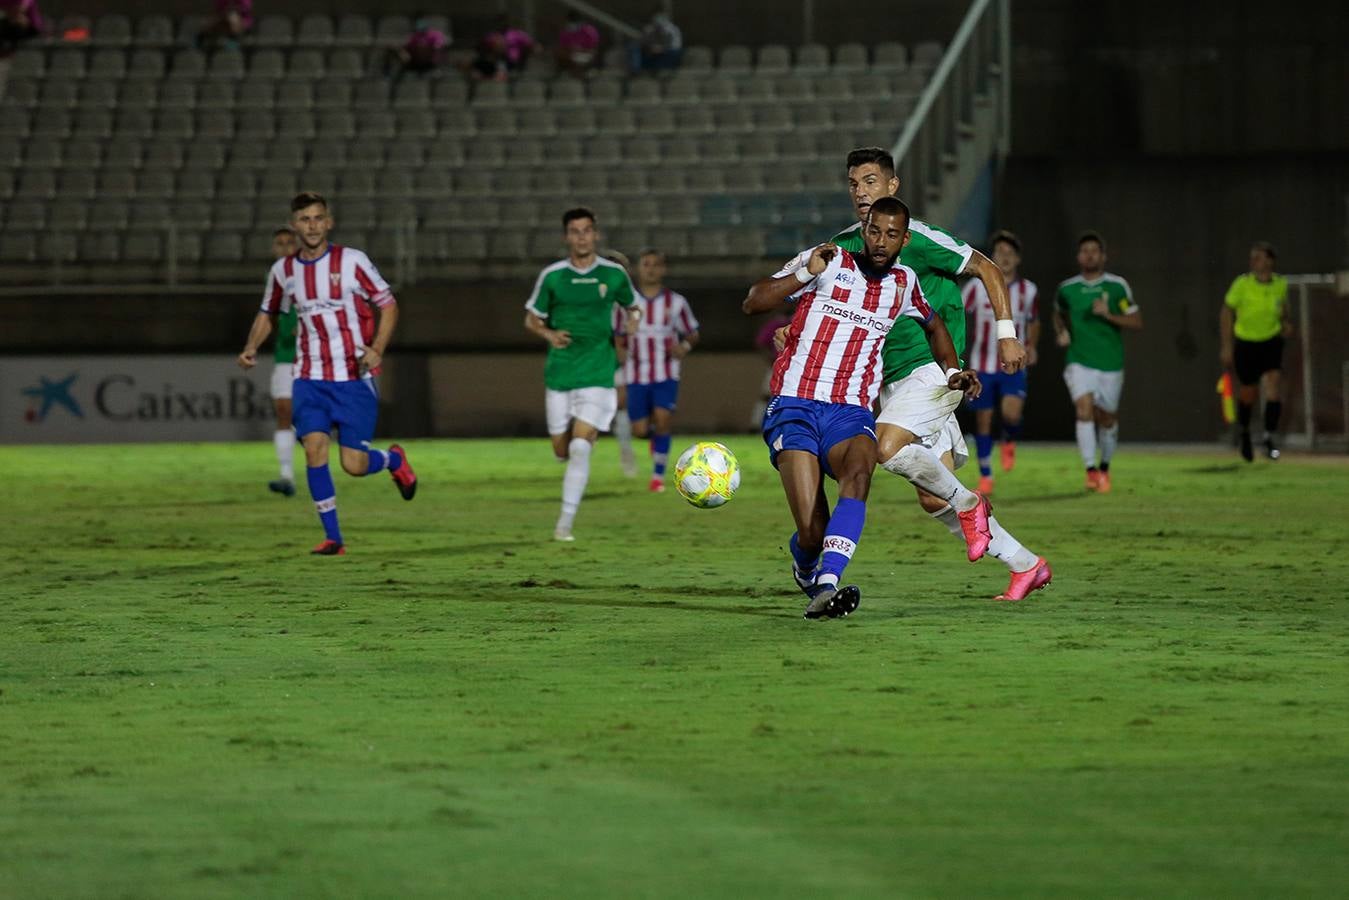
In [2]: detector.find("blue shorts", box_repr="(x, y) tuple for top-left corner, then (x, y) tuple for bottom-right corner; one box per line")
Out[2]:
(761, 395), (877, 479)
(626, 379), (679, 421)
(968, 369), (1028, 411)
(292, 377), (380, 450)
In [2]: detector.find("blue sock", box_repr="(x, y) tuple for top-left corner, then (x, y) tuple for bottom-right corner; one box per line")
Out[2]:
(817, 497), (866, 586)
(306, 464), (342, 543)
(975, 433), (994, 477)
(364, 447), (402, 475)
(789, 532), (819, 574)
(651, 433), (672, 477)
(1004, 421), (1022, 442)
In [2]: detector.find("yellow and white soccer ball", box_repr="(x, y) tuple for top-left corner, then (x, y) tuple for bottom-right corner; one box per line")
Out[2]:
(673, 441), (741, 508)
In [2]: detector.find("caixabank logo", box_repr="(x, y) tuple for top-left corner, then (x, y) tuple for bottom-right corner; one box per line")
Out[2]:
(22, 373), (84, 423)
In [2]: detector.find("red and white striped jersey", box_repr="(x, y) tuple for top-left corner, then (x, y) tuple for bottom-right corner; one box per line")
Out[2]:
(260, 244), (395, 382)
(770, 250), (933, 407)
(963, 276), (1038, 373)
(611, 288), (699, 383)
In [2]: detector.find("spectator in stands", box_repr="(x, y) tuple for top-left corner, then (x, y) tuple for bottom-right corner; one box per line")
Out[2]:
(498, 15), (541, 73)
(630, 8), (682, 73)
(197, 0), (253, 50)
(555, 11), (600, 78)
(466, 31), (508, 82)
(0, 0), (43, 55)
(385, 15), (449, 83)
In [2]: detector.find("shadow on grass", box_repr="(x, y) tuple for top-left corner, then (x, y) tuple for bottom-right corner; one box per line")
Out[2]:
(1180, 463), (1244, 474)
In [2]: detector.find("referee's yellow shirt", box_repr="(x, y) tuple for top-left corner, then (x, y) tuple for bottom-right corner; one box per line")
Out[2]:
(1225, 273), (1288, 342)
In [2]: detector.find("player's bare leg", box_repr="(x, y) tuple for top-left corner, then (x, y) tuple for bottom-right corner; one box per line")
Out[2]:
(648, 406), (674, 493)
(999, 393), (1025, 473)
(550, 426), (573, 462)
(1092, 406), (1117, 492)
(973, 407), (996, 494)
(269, 397), (296, 496)
(555, 420), (599, 541)
(1073, 393), (1101, 488)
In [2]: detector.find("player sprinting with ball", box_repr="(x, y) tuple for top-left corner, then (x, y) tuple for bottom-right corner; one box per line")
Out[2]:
(237, 192), (418, 556)
(744, 197), (978, 619)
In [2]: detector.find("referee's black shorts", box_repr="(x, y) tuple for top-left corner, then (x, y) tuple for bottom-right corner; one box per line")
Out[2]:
(1233, 336), (1284, 386)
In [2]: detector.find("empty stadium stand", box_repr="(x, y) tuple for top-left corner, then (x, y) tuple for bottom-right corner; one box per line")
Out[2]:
(0, 15), (946, 283)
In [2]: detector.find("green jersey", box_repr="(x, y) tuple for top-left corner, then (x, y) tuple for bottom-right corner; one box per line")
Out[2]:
(832, 218), (973, 383)
(273, 304), (298, 364)
(1054, 273), (1136, 372)
(525, 257), (635, 391)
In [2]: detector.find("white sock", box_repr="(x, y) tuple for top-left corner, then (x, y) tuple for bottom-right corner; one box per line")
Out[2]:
(613, 410), (633, 457)
(557, 437), (592, 531)
(929, 505), (964, 538)
(1075, 420), (1098, 468)
(987, 515), (1039, 572)
(1099, 423), (1119, 466)
(881, 444), (977, 512)
(274, 429), (295, 480)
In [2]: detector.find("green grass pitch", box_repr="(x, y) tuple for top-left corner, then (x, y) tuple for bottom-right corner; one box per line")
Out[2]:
(2, 439), (1346, 898)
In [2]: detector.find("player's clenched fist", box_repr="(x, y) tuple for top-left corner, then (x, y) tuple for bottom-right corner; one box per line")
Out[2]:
(547, 329), (572, 349)
(237, 348), (258, 370)
(948, 368), (981, 400)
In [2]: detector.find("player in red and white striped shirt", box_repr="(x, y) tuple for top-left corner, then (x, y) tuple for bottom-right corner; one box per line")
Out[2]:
(238, 192), (418, 556)
(962, 230), (1040, 493)
(744, 197), (979, 619)
(611, 249), (700, 492)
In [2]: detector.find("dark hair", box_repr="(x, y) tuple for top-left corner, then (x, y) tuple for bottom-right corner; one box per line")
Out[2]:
(562, 207), (596, 229)
(1077, 230), (1105, 251)
(846, 147), (895, 176)
(989, 229), (1022, 255)
(291, 192), (328, 213)
(1251, 240), (1277, 261)
(866, 195), (911, 230)
(272, 226), (295, 238)
(638, 248), (665, 263)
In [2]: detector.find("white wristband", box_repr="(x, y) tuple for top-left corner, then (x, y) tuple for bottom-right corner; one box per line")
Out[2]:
(944, 367), (962, 382)
(794, 266), (814, 284)
(996, 319), (1017, 341)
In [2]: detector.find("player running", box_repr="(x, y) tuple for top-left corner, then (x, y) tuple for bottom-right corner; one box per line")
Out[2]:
(1053, 231), (1143, 492)
(237, 192), (418, 556)
(745, 197), (979, 619)
(613, 249), (700, 493)
(524, 208), (639, 541)
(266, 226), (300, 496)
(963, 230), (1040, 494)
(814, 147), (1050, 602)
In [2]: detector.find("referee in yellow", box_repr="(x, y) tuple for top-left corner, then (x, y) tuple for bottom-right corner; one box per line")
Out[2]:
(1220, 241), (1291, 461)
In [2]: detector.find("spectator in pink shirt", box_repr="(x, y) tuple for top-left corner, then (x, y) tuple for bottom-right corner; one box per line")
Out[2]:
(555, 11), (600, 78)
(497, 16), (541, 72)
(197, 0), (253, 50)
(385, 15), (449, 82)
(0, 0), (43, 55)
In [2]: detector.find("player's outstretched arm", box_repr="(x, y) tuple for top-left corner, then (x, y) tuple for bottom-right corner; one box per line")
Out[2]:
(238, 312), (275, 370)
(743, 244), (835, 314)
(921, 314), (981, 399)
(965, 251), (1026, 371)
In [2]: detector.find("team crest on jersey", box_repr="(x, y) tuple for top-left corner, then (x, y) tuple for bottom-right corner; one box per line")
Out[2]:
(598, 283), (608, 299)
(330, 272), (342, 287)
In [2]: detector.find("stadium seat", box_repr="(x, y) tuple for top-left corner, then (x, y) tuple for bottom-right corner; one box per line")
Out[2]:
(472, 81), (510, 107)
(415, 229), (449, 263)
(431, 79), (470, 109)
(451, 170), (493, 197)
(311, 79), (353, 110)
(208, 232), (245, 264)
(795, 43), (830, 72)
(48, 202), (87, 232)
(662, 197), (699, 227)
(718, 45), (752, 73)
(345, 138), (384, 168)
(31, 108), (73, 139)
(513, 81), (548, 108)
(237, 78), (277, 109)
(327, 48), (365, 78)
(413, 169), (453, 198)
(154, 109), (195, 140)
(206, 50), (246, 79)
(114, 109), (156, 140)
(475, 108), (516, 137)
(588, 80), (623, 105)
(250, 49), (287, 78)
(352, 80), (389, 110)
(681, 46), (713, 73)
(251, 17), (295, 48)
(175, 14), (209, 46)
(689, 228), (733, 257)
(23, 137), (63, 169)
(276, 82), (315, 110)
(912, 41), (943, 69)
(78, 232), (122, 263)
(289, 49), (326, 78)
(374, 15), (412, 45)
(89, 49), (127, 79)
(220, 168), (260, 202)
(634, 107), (676, 134)
(684, 167), (725, 193)
(79, 80), (121, 109)
(297, 15), (335, 47)
(133, 15), (175, 48)
(317, 110), (356, 140)
(63, 138), (103, 169)
(395, 109), (435, 139)
(547, 79), (586, 108)
(214, 201), (254, 230)
(873, 41), (908, 71)
(700, 195), (739, 226)
(5, 200), (46, 228)
(128, 201), (172, 231)
(334, 15), (374, 49)
(172, 231), (204, 264)
(39, 232), (79, 263)
(56, 171), (97, 200)
(183, 141), (226, 171)
(663, 77), (700, 106)
(143, 138), (186, 169)
(387, 140), (426, 169)
(376, 168), (416, 198)
(176, 171), (217, 198)
(393, 79), (431, 109)
(122, 232), (163, 262)
(756, 45), (791, 73)
(625, 79), (661, 106)
(444, 230), (489, 262)
(49, 49), (87, 79)
(277, 112), (317, 140)
(171, 48), (208, 78)
(339, 169), (377, 198)
(88, 201), (131, 230)
(159, 81), (199, 110)
(70, 109), (113, 141)
(16, 170), (56, 199)
(753, 105), (794, 133)
(3, 77), (40, 108)
(36, 78), (77, 110)
(488, 232), (529, 259)
(739, 194), (781, 226)
(235, 110), (277, 141)
(7, 48), (44, 78)
(130, 49), (168, 77)
(0, 233), (38, 263)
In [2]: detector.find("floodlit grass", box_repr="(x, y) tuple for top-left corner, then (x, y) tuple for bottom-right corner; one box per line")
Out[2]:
(2, 439), (1346, 898)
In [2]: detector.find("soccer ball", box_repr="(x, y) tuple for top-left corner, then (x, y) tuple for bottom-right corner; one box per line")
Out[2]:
(673, 441), (741, 508)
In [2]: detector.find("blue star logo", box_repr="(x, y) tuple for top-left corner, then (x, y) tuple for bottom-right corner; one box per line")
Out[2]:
(22, 373), (83, 422)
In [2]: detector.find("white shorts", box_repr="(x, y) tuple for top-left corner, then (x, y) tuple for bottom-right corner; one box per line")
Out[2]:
(614, 369), (626, 388)
(1064, 363), (1124, 413)
(270, 362), (294, 400)
(876, 362), (969, 469)
(546, 387), (618, 435)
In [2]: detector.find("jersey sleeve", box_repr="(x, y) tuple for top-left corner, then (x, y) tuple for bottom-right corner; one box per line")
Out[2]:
(772, 248), (812, 279)
(1026, 281), (1040, 319)
(907, 221), (974, 277)
(351, 250), (395, 307)
(901, 270), (935, 322)
(1055, 282), (1070, 313)
(673, 292), (699, 335)
(525, 267), (553, 318)
(608, 266), (636, 308)
(1224, 277), (1244, 310)
(611, 303), (625, 335)
(260, 262), (286, 314)
(1114, 278), (1138, 315)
